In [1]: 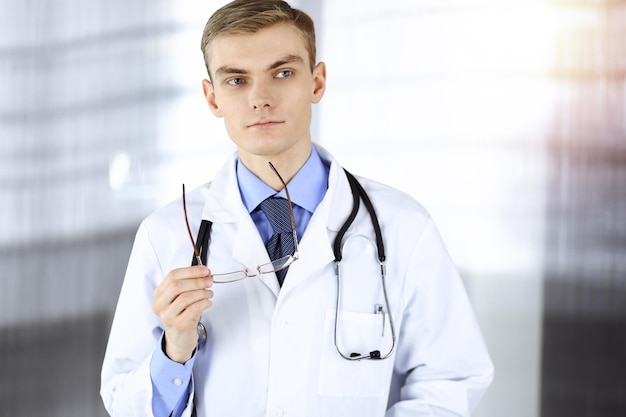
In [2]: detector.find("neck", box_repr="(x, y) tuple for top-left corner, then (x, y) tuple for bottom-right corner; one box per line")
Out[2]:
(239, 142), (313, 191)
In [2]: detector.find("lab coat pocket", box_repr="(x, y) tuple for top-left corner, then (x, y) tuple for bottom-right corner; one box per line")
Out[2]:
(318, 309), (391, 398)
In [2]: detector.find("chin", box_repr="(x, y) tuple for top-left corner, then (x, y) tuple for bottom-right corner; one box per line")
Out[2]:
(241, 138), (290, 155)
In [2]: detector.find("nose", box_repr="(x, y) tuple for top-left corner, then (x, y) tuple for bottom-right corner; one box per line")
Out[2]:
(248, 79), (274, 110)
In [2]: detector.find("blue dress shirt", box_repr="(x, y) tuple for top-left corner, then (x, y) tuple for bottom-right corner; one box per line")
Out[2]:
(150, 146), (329, 417)
(237, 145), (330, 244)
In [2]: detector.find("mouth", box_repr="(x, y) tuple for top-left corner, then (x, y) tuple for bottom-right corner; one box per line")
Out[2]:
(248, 120), (284, 129)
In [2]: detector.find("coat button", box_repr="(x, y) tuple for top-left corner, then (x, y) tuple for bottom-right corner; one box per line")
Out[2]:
(276, 318), (287, 328)
(272, 408), (285, 417)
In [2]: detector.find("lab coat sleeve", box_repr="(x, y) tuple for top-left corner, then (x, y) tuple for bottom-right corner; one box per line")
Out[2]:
(386, 219), (494, 417)
(100, 221), (196, 417)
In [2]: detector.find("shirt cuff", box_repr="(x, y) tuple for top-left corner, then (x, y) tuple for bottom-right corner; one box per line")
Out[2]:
(150, 333), (196, 417)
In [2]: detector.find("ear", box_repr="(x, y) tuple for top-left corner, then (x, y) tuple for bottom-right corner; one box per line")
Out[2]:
(311, 61), (326, 104)
(202, 79), (223, 118)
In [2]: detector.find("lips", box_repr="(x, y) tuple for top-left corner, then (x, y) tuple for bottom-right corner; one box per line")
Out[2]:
(248, 120), (284, 128)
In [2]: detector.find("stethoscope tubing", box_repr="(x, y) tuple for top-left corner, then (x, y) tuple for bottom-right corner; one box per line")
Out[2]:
(193, 169), (396, 360)
(332, 170), (396, 360)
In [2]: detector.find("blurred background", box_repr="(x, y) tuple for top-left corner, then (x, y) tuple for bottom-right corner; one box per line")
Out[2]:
(0, 0), (624, 416)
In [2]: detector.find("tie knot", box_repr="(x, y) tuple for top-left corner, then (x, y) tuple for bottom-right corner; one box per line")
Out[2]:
(259, 197), (292, 234)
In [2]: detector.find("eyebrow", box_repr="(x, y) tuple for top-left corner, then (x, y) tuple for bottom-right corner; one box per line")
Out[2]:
(214, 54), (304, 78)
(268, 54), (303, 70)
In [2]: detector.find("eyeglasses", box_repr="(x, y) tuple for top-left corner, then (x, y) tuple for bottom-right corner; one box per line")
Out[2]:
(183, 161), (299, 283)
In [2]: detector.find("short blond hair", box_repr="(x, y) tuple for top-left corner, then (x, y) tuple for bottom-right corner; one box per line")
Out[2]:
(200, 0), (316, 79)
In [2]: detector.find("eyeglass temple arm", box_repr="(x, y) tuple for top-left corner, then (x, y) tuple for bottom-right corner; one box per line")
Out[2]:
(182, 184), (204, 266)
(268, 162), (298, 252)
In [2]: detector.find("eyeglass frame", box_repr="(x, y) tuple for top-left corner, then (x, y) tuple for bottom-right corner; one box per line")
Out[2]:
(182, 161), (299, 283)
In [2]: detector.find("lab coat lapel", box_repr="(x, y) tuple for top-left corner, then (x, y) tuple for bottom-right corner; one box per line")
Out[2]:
(201, 148), (355, 297)
(279, 204), (334, 293)
(279, 152), (354, 294)
(203, 154), (281, 296)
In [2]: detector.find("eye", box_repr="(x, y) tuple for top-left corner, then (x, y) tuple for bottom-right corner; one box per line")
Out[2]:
(227, 77), (245, 86)
(276, 70), (292, 79)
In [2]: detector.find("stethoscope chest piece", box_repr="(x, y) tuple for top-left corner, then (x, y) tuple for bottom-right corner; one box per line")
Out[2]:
(190, 168), (394, 361)
(197, 322), (207, 349)
(331, 170), (396, 361)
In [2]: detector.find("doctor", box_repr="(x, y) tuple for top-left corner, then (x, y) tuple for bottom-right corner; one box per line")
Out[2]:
(100, 1), (493, 416)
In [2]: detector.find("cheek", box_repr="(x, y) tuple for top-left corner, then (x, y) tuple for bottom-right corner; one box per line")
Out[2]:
(292, 93), (314, 120)
(213, 89), (243, 112)
(216, 99), (244, 124)
(285, 90), (313, 113)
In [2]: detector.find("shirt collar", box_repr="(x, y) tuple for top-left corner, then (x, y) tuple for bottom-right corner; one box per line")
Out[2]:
(236, 145), (329, 214)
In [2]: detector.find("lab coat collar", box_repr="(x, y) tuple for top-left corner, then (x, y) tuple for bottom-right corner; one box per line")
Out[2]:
(315, 143), (354, 233)
(199, 144), (354, 297)
(278, 144), (355, 294)
(201, 144), (352, 232)
(200, 153), (245, 224)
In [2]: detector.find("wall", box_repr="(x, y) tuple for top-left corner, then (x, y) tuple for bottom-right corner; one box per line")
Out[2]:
(0, 1), (624, 416)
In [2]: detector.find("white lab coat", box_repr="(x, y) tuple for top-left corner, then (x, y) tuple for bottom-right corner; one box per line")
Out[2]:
(101, 145), (493, 417)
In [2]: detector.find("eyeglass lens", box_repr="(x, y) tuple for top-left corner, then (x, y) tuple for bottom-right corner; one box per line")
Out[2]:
(182, 162), (298, 283)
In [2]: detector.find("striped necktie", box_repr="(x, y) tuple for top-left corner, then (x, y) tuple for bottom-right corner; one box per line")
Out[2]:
(259, 197), (295, 286)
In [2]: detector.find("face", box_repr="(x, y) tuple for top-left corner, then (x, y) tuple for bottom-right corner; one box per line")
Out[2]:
(202, 24), (326, 165)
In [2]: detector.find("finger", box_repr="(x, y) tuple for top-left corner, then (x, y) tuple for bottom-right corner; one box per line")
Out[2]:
(156, 266), (211, 294)
(153, 277), (213, 312)
(160, 297), (213, 346)
(172, 288), (214, 315)
(158, 288), (214, 323)
(159, 275), (213, 299)
(162, 266), (212, 292)
(176, 296), (214, 323)
(153, 267), (213, 310)
(168, 265), (211, 281)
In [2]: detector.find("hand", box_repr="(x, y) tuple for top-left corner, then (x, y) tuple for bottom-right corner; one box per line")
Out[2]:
(152, 265), (214, 363)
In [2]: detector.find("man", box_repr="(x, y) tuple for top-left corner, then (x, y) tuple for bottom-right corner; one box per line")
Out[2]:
(100, 1), (493, 416)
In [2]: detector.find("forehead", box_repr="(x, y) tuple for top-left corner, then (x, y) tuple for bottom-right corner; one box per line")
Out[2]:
(207, 24), (310, 74)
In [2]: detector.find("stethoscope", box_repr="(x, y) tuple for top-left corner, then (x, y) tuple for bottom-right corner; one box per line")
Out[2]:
(192, 169), (396, 361)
